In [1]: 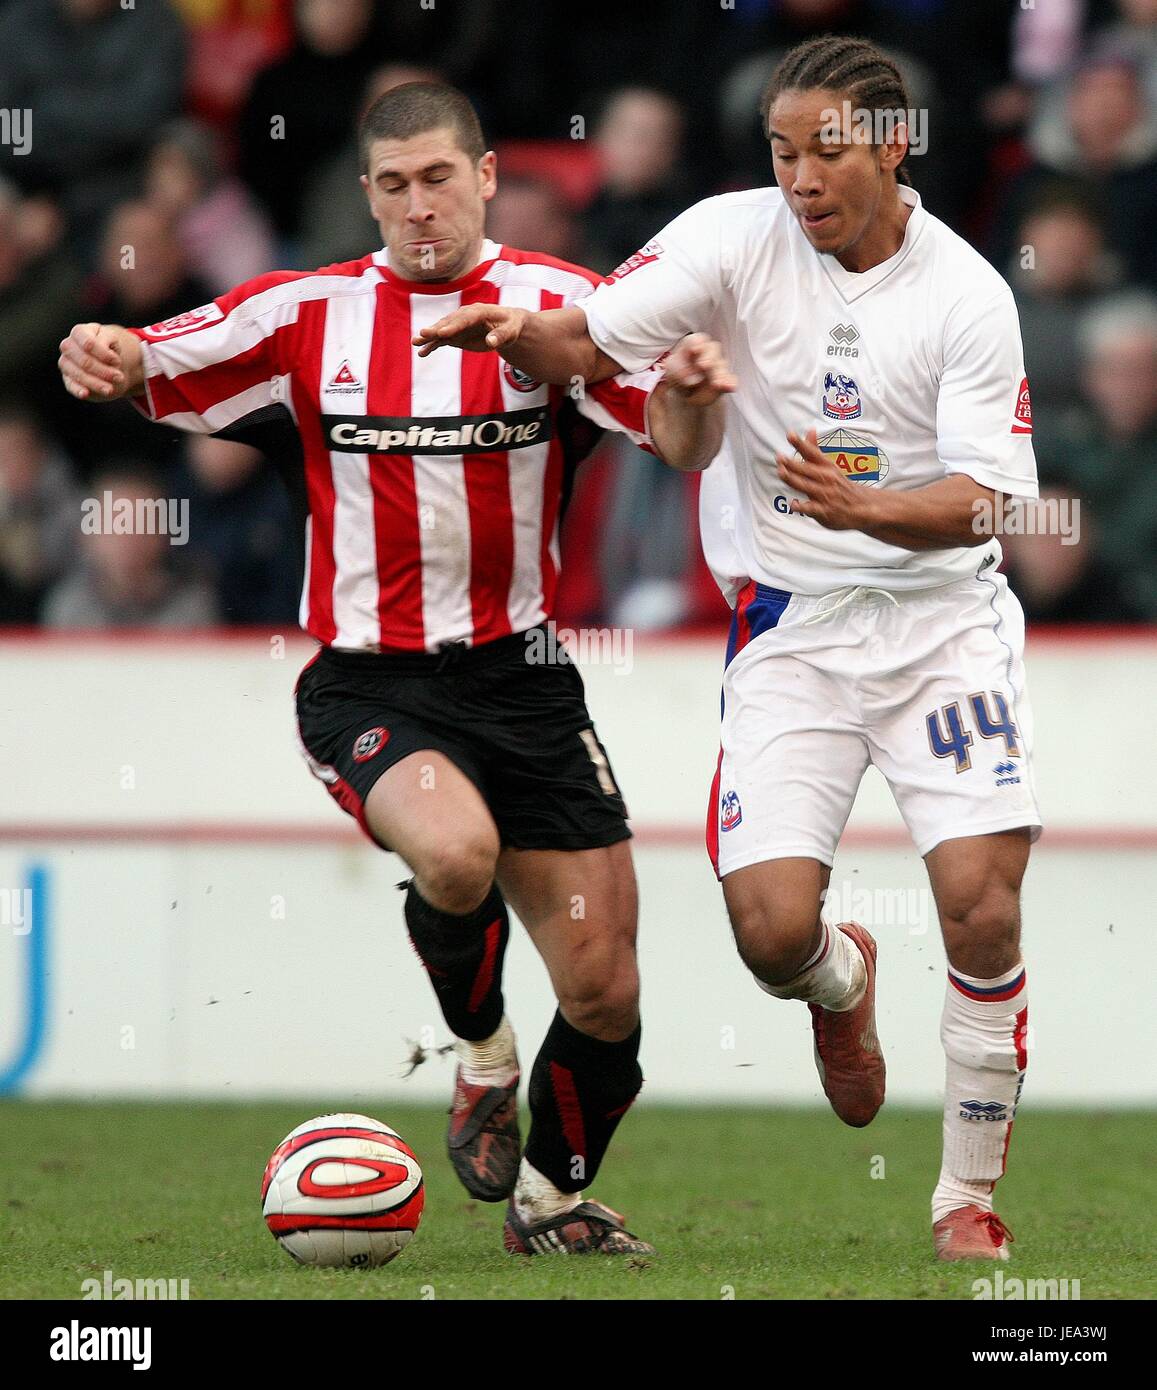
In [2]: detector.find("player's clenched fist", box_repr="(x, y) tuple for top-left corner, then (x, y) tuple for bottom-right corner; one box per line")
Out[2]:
(661, 333), (737, 407)
(58, 322), (142, 401)
(413, 303), (529, 356)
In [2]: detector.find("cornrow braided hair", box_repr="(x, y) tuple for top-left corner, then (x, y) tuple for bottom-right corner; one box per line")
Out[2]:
(760, 35), (913, 186)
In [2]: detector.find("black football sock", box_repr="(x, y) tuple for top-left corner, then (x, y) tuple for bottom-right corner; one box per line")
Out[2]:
(403, 881), (509, 1042)
(524, 1009), (643, 1192)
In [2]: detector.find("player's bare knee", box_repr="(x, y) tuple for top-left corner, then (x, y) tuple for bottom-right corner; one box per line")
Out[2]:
(728, 901), (820, 984)
(939, 883), (1021, 978)
(414, 833), (499, 915)
(557, 952), (639, 1039)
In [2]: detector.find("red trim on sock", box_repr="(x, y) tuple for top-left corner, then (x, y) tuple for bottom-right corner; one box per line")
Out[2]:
(948, 969), (1026, 1003)
(1013, 1006), (1029, 1071)
(466, 918), (502, 1014)
(550, 1062), (587, 1159)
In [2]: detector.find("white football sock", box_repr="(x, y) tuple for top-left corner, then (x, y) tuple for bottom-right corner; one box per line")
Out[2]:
(932, 962), (1028, 1225)
(757, 921), (866, 1012)
(455, 1015), (518, 1088)
(513, 1158), (582, 1224)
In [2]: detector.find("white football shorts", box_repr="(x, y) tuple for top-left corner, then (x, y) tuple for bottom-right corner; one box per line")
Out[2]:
(707, 565), (1043, 877)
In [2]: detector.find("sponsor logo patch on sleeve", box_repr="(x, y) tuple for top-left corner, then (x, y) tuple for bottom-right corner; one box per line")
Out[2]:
(609, 241), (663, 280)
(143, 304), (225, 338)
(1011, 376), (1032, 434)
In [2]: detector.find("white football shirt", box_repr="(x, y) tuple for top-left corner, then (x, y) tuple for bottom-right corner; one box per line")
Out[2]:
(583, 185), (1039, 602)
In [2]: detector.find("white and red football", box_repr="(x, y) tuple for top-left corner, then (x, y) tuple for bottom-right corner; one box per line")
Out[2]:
(261, 1113), (425, 1268)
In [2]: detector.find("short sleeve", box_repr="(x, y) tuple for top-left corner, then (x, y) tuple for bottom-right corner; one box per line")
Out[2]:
(127, 271), (306, 434)
(582, 198), (725, 373)
(937, 288), (1039, 499)
(576, 365), (664, 454)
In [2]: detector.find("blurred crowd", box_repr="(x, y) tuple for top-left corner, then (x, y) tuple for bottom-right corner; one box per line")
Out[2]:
(0, 0), (1154, 632)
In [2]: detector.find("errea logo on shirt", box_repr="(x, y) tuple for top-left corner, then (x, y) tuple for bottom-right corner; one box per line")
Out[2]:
(827, 322), (860, 357)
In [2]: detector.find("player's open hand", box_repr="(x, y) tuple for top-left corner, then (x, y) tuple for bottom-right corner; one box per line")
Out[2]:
(58, 322), (125, 400)
(413, 303), (529, 357)
(775, 429), (870, 530)
(661, 334), (737, 407)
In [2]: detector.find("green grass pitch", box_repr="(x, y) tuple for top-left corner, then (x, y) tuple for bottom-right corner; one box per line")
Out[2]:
(1, 1102), (1150, 1300)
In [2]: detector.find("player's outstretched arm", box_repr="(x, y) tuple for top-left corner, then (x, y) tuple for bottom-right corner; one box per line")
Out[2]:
(413, 303), (623, 388)
(648, 334), (736, 472)
(58, 323), (145, 401)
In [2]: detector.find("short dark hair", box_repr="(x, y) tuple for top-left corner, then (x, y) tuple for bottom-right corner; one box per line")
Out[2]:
(358, 81), (486, 174)
(760, 35), (913, 186)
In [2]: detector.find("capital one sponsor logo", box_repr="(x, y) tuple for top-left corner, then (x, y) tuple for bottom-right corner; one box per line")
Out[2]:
(323, 406), (552, 455)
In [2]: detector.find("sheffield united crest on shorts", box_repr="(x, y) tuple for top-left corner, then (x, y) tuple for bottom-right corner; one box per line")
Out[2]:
(822, 372), (862, 420)
(352, 727), (389, 762)
(720, 789), (743, 832)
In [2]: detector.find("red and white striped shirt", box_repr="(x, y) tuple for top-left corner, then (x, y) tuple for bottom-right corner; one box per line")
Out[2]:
(129, 240), (660, 651)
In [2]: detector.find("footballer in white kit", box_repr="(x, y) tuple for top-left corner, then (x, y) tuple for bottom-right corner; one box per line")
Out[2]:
(416, 35), (1041, 1263)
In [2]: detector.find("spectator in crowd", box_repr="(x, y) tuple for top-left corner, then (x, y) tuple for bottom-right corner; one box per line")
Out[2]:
(565, 88), (699, 630)
(598, 438), (697, 633)
(170, 434), (299, 626)
(486, 176), (583, 264)
(991, 41), (1157, 289)
(582, 88), (693, 275)
(143, 119), (278, 296)
(0, 181), (85, 418)
(0, 0), (1146, 632)
(44, 462), (218, 628)
(238, 0), (383, 252)
(1031, 292), (1157, 619)
(1000, 486), (1131, 624)
(1091, 0), (1157, 106)
(1012, 0), (1088, 87)
(0, 405), (81, 623)
(0, 0), (187, 247)
(56, 201), (214, 475)
(172, 0), (294, 137)
(1009, 186), (1123, 417)
(299, 63), (442, 269)
(87, 201), (214, 330)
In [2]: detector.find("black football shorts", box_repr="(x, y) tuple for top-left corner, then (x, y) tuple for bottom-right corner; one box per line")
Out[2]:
(294, 628), (630, 852)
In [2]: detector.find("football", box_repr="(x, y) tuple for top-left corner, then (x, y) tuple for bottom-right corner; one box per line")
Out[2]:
(261, 1113), (425, 1268)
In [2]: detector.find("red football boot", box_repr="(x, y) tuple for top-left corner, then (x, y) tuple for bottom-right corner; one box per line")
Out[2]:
(934, 1206), (1014, 1262)
(807, 922), (886, 1127)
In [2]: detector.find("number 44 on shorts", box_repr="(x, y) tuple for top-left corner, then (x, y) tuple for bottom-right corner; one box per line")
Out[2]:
(925, 692), (1020, 773)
